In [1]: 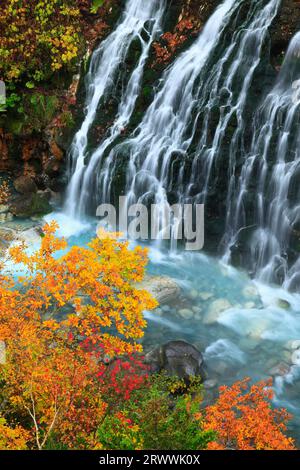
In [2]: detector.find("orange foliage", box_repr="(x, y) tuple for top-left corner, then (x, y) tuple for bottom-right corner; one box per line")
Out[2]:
(0, 416), (29, 450)
(203, 378), (295, 450)
(0, 222), (156, 449)
(153, 19), (196, 65)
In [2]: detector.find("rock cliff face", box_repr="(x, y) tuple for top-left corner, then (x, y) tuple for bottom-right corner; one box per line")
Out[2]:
(0, 1), (123, 214)
(270, 0), (300, 65)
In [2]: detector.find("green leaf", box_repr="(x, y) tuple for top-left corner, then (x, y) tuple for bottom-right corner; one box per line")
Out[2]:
(91, 0), (104, 14)
(25, 81), (35, 89)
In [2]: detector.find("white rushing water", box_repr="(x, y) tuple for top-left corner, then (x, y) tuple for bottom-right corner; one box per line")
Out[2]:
(89, 0), (281, 247)
(64, 0), (165, 218)
(97, 0), (241, 243)
(224, 31), (300, 290)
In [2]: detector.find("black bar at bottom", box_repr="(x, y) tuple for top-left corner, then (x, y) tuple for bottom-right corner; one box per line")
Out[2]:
(0, 450), (298, 467)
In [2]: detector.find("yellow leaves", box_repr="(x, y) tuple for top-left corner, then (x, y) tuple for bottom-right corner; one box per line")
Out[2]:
(43, 319), (60, 331)
(0, 416), (29, 450)
(0, 0), (82, 84)
(0, 221), (157, 448)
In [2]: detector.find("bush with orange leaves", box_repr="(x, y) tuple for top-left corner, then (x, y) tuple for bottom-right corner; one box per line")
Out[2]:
(0, 416), (29, 450)
(203, 378), (295, 450)
(0, 222), (156, 449)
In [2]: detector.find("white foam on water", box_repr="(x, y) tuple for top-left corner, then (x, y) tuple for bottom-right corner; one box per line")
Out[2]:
(204, 338), (247, 364)
(43, 212), (91, 238)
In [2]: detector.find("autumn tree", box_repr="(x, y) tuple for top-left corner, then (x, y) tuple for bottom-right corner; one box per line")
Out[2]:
(0, 416), (29, 450)
(204, 378), (295, 450)
(0, 222), (156, 449)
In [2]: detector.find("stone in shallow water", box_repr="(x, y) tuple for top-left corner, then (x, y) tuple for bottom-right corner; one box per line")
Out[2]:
(238, 337), (260, 351)
(291, 350), (300, 366)
(202, 298), (232, 325)
(248, 319), (270, 339)
(244, 301), (255, 309)
(242, 285), (259, 298)
(285, 339), (300, 351)
(178, 308), (194, 320)
(192, 306), (202, 314)
(199, 291), (214, 301)
(0, 204), (9, 214)
(144, 340), (205, 380)
(188, 289), (198, 300)
(276, 299), (291, 310)
(0, 212), (13, 223)
(136, 275), (180, 305)
(203, 378), (218, 389)
(268, 362), (290, 377)
(161, 305), (171, 313)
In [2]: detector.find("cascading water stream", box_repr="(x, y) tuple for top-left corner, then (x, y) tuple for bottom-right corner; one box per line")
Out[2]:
(224, 32), (300, 290)
(92, 0), (281, 245)
(64, 0), (165, 218)
(98, 0), (241, 238)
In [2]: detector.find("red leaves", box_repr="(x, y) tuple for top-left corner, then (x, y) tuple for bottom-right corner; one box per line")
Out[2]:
(0, 222), (156, 448)
(152, 17), (199, 66)
(204, 378), (295, 450)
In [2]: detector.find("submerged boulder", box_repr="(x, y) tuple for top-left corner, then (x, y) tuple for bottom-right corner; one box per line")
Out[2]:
(145, 340), (205, 380)
(202, 298), (232, 325)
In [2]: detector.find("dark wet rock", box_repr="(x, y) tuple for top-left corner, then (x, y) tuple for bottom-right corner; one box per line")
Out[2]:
(13, 175), (37, 194)
(145, 340), (205, 380)
(10, 191), (52, 218)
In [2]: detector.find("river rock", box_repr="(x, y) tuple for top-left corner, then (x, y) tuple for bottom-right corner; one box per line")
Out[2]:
(136, 275), (180, 305)
(244, 301), (255, 309)
(18, 227), (43, 246)
(276, 298), (291, 310)
(239, 336), (260, 351)
(192, 306), (202, 314)
(0, 212), (13, 223)
(0, 204), (9, 214)
(0, 227), (17, 257)
(269, 361), (290, 377)
(285, 339), (300, 351)
(199, 291), (214, 301)
(9, 192), (52, 218)
(203, 378), (218, 389)
(178, 308), (194, 320)
(187, 289), (198, 300)
(242, 285), (259, 298)
(161, 305), (171, 313)
(13, 175), (37, 194)
(291, 350), (300, 366)
(202, 298), (232, 325)
(144, 340), (205, 380)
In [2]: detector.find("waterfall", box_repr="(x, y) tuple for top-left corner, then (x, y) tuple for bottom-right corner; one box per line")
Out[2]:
(224, 32), (300, 290)
(64, 0), (300, 290)
(97, 0), (280, 244)
(64, 0), (165, 218)
(94, 0), (240, 241)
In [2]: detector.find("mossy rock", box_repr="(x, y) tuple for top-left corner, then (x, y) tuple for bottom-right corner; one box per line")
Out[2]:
(10, 192), (52, 218)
